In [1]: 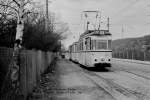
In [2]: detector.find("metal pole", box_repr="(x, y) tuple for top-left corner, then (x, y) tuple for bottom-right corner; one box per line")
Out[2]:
(127, 48), (129, 59)
(144, 51), (146, 61)
(132, 48), (134, 60)
(107, 17), (110, 32)
(122, 50), (124, 59)
(46, 0), (49, 31)
(121, 25), (124, 38)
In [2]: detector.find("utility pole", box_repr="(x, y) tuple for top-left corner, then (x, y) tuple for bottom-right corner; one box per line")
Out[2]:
(121, 25), (124, 38)
(46, 0), (49, 31)
(107, 17), (110, 32)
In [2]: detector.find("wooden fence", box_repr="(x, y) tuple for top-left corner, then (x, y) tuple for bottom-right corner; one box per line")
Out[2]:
(0, 47), (55, 99)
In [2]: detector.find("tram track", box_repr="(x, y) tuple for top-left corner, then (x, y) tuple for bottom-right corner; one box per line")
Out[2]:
(117, 70), (150, 84)
(109, 65), (150, 82)
(73, 62), (150, 100)
(81, 69), (141, 100)
(94, 72), (149, 99)
(81, 74), (117, 100)
(121, 70), (150, 81)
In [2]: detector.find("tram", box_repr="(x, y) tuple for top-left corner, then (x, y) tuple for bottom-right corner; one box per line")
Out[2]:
(69, 30), (112, 68)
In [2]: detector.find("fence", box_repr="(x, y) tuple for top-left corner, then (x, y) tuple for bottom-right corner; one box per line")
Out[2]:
(112, 48), (150, 61)
(0, 47), (13, 97)
(0, 47), (55, 99)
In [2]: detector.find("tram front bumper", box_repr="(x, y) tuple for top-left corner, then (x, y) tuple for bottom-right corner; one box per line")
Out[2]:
(94, 63), (111, 67)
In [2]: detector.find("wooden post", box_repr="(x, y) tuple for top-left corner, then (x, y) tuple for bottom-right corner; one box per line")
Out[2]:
(144, 51), (146, 61)
(126, 48), (129, 59)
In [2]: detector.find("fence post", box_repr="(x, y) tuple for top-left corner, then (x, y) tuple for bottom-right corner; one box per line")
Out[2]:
(126, 49), (128, 59)
(122, 50), (124, 59)
(131, 49), (134, 60)
(144, 51), (146, 61)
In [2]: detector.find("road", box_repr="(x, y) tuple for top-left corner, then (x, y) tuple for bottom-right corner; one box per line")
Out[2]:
(35, 58), (150, 100)
(111, 59), (150, 80)
(54, 59), (116, 100)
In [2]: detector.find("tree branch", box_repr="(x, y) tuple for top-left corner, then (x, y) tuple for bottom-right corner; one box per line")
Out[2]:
(23, 11), (31, 17)
(23, 11), (38, 18)
(0, 4), (19, 13)
(0, 12), (17, 19)
(12, 0), (20, 7)
(23, 0), (30, 7)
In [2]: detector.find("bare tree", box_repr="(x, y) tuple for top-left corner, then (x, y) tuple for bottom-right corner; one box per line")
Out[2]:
(0, 0), (69, 97)
(23, 10), (65, 51)
(0, 0), (35, 97)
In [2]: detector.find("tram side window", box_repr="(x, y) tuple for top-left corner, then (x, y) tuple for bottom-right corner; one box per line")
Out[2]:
(81, 42), (83, 50)
(79, 42), (81, 51)
(70, 46), (72, 52)
(75, 44), (77, 52)
(69, 46), (71, 53)
(73, 45), (75, 52)
(76, 44), (78, 52)
(91, 40), (96, 50)
(108, 40), (112, 49)
(74, 45), (76, 52)
(85, 37), (91, 50)
(79, 42), (83, 51)
(72, 45), (74, 52)
(82, 42), (83, 50)
(77, 44), (79, 51)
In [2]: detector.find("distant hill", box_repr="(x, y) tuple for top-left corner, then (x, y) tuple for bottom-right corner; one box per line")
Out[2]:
(112, 34), (150, 50)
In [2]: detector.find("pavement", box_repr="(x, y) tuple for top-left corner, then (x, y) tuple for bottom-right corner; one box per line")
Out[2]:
(30, 58), (150, 100)
(53, 59), (116, 100)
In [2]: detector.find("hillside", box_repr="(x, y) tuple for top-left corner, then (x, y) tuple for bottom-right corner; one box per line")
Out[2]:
(112, 34), (150, 50)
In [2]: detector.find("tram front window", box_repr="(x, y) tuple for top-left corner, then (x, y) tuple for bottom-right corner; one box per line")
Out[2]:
(96, 40), (107, 49)
(92, 40), (107, 50)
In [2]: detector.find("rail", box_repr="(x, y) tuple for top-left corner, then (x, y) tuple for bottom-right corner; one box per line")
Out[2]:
(112, 58), (150, 65)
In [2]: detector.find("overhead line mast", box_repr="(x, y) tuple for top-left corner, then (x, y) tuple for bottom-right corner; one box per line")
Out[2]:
(46, 0), (49, 31)
(107, 17), (110, 32)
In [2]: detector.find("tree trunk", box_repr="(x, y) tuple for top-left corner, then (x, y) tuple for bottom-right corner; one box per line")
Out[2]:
(11, 0), (24, 88)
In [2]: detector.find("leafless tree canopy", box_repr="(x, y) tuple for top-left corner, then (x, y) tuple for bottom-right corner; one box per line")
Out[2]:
(0, 0), (69, 51)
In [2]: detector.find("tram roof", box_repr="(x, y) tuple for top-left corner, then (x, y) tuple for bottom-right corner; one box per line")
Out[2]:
(79, 30), (111, 39)
(69, 30), (112, 46)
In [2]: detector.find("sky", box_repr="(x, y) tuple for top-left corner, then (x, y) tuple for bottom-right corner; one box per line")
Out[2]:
(38, 0), (150, 48)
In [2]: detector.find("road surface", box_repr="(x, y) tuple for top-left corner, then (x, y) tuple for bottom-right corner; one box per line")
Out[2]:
(48, 58), (150, 100)
(31, 58), (150, 100)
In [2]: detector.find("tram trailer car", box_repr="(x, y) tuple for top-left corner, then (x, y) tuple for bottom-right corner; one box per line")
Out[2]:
(69, 42), (79, 62)
(61, 51), (70, 59)
(69, 30), (112, 68)
(64, 52), (70, 59)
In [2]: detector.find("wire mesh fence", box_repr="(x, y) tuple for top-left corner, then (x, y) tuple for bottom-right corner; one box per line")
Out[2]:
(112, 48), (150, 61)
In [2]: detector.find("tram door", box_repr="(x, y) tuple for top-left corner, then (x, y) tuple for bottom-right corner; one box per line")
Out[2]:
(85, 37), (91, 66)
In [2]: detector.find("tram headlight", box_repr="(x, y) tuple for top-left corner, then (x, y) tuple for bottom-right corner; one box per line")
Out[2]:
(95, 59), (97, 62)
(101, 58), (104, 61)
